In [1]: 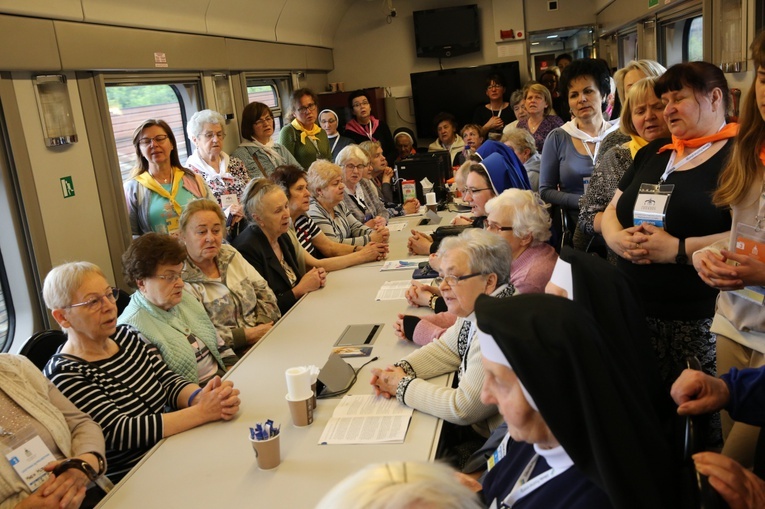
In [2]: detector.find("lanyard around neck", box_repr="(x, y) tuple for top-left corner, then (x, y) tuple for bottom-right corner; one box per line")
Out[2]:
(660, 143), (712, 184)
(499, 454), (570, 508)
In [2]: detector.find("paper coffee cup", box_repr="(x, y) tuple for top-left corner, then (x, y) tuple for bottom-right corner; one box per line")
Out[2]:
(425, 192), (437, 206)
(285, 367), (312, 400)
(250, 434), (280, 470)
(286, 393), (314, 427)
(310, 382), (317, 410)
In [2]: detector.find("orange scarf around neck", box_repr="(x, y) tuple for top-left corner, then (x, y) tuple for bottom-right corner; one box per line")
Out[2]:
(658, 122), (739, 158)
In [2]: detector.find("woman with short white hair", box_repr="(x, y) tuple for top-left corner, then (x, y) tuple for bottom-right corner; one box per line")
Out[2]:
(185, 109), (248, 237)
(315, 461), (482, 509)
(336, 144), (388, 227)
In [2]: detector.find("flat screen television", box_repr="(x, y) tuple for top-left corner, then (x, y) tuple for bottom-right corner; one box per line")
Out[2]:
(413, 5), (480, 59)
(410, 61), (522, 139)
(395, 150), (453, 204)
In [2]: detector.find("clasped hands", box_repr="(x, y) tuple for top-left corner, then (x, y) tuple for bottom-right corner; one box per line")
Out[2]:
(196, 375), (241, 421)
(369, 366), (406, 399)
(615, 223), (679, 264)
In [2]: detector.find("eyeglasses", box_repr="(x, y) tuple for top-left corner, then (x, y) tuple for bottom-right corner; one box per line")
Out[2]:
(201, 132), (225, 140)
(254, 116), (273, 127)
(344, 163), (366, 171)
(138, 134), (169, 146)
(297, 103), (317, 114)
(154, 272), (183, 283)
(438, 273), (484, 287)
(352, 100), (370, 108)
(462, 187), (492, 196)
(487, 84), (503, 91)
(64, 287), (119, 312)
(483, 221), (514, 232)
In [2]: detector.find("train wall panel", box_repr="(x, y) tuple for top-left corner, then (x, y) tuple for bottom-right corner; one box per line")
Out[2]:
(0, 0), (84, 21)
(81, 0), (210, 35)
(0, 15), (61, 71)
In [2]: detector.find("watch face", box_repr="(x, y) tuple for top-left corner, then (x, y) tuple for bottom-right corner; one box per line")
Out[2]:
(676, 254), (688, 265)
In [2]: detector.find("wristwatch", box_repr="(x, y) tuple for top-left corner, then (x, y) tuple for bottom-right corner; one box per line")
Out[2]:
(53, 458), (98, 481)
(676, 238), (688, 265)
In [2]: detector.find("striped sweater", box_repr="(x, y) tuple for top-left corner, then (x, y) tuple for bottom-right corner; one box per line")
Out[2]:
(44, 325), (192, 482)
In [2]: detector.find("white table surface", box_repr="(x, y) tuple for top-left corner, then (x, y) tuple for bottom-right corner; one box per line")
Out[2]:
(97, 214), (451, 508)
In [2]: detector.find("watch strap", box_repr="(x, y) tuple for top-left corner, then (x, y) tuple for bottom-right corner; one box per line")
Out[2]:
(676, 238), (688, 264)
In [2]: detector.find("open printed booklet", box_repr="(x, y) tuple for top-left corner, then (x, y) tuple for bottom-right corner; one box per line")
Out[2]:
(318, 394), (413, 445)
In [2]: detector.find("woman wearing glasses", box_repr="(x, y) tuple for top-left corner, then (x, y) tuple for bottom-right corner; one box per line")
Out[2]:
(185, 110), (248, 239)
(233, 101), (301, 180)
(343, 90), (396, 166)
(371, 229), (511, 441)
(124, 119), (215, 238)
(279, 88), (331, 169)
(472, 75), (514, 140)
(337, 145), (388, 227)
(43, 261), (240, 483)
(118, 233), (238, 384)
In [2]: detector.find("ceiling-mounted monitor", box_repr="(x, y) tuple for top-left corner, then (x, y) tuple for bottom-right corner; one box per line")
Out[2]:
(413, 5), (480, 59)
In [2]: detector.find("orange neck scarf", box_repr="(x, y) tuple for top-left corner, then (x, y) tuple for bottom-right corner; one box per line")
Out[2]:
(658, 122), (738, 158)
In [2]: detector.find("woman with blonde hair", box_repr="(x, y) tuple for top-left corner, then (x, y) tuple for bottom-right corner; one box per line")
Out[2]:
(692, 30), (765, 468)
(516, 82), (564, 153)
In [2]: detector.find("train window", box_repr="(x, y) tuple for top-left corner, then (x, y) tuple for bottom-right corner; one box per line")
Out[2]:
(246, 78), (290, 142)
(105, 81), (202, 181)
(660, 14), (703, 66)
(619, 31), (638, 66)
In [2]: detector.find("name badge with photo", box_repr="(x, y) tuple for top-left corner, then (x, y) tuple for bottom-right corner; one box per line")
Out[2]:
(633, 183), (674, 228)
(220, 194), (239, 210)
(731, 223), (765, 305)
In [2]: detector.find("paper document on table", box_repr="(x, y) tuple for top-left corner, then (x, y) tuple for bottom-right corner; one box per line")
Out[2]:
(375, 280), (412, 301)
(318, 395), (414, 445)
(387, 222), (408, 232)
(380, 258), (427, 271)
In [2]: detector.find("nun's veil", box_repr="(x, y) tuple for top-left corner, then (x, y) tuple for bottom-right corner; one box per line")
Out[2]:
(474, 293), (681, 509)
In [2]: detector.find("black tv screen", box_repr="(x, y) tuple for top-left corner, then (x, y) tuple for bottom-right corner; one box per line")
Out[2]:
(413, 5), (480, 58)
(410, 61), (522, 139)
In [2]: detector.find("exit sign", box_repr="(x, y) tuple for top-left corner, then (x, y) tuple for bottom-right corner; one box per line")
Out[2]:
(60, 176), (75, 198)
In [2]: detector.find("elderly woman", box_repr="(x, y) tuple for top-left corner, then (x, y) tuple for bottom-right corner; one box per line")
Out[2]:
(502, 128), (541, 192)
(0, 354), (106, 509)
(319, 109), (352, 161)
(517, 83), (564, 154)
(371, 229), (513, 438)
(307, 160), (389, 247)
(579, 77), (670, 253)
(232, 179), (330, 314)
(393, 127), (417, 161)
(185, 109), (247, 233)
(43, 262), (240, 482)
(269, 164), (387, 264)
(343, 90), (396, 165)
(232, 101), (301, 180)
(460, 124), (485, 161)
(337, 144), (388, 227)
(475, 294), (681, 508)
(359, 140), (420, 216)
(472, 75), (514, 139)
(399, 189), (556, 346)
(502, 89), (529, 133)
(601, 62), (736, 390)
(279, 88), (331, 169)
(179, 199), (281, 353)
(123, 119), (214, 237)
(118, 233), (238, 384)
(428, 112), (465, 165)
(315, 462), (482, 509)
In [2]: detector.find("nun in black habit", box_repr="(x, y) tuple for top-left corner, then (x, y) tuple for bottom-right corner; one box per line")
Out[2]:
(474, 293), (682, 509)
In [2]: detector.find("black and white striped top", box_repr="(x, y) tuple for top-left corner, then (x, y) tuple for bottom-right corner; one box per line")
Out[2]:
(293, 214), (321, 255)
(44, 324), (192, 482)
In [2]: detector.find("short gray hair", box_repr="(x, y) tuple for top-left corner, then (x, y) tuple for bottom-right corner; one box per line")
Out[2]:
(485, 189), (552, 244)
(186, 109), (226, 140)
(306, 159), (343, 195)
(501, 128), (537, 156)
(43, 262), (106, 310)
(335, 144), (369, 167)
(315, 462), (482, 509)
(438, 228), (511, 285)
(241, 178), (284, 221)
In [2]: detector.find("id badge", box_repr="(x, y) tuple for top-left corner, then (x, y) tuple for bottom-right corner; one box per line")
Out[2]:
(731, 223), (765, 305)
(582, 176), (591, 195)
(486, 433), (512, 472)
(166, 216), (180, 235)
(1, 426), (55, 492)
(220, 194), (238, 211)
(633, 183), (674, 228)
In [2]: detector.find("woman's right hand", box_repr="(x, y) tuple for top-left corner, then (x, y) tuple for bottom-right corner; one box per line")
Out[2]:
(244, 322), (274, 345)
(370, 227), (389, 244)
(405, 281), (440, 307)
(693, 452), (765, 509)
(402, 198), (420, 215)
(407, 230), (432, 255)
(392, 313), (408, 341)
(359, 242), (389, 262)
(450, 215), (473, 226)
(608, 224), (650, 262)
(484, 116), (504, 132)
(296, 267), (326, 295)
(196, 376), (241, 421)
(16, 473), (86, 509)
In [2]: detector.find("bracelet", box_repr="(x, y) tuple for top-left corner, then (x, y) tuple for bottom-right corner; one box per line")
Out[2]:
(53, 458), (98, 481)
(188, 388), (202, 407)
(429, 294), (439, 310)
(85, 451), (106, 477)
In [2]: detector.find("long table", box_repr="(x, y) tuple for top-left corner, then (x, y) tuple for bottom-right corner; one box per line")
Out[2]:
(97, 214), (450, 508)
